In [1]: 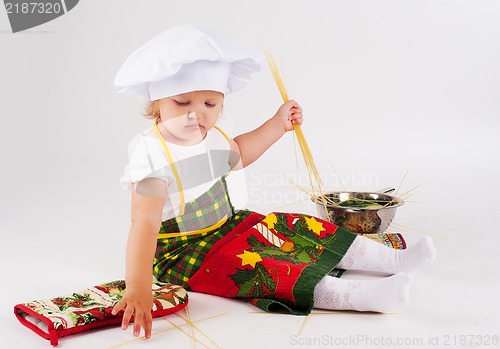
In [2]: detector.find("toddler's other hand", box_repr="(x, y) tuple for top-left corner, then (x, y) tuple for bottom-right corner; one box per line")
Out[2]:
(274, 100), (303, 132)
(111, 288), (154, 339)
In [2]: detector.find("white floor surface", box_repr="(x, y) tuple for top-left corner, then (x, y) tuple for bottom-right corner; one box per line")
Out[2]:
(2, 188), (499, 349)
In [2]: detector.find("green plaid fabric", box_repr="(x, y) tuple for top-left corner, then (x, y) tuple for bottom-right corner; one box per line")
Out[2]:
(170, 176), (233, 233)
(154, 177), (251, 287)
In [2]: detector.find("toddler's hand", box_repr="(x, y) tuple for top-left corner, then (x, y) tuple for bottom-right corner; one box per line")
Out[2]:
(111, 288), (154, 339)
(274, 100), (303, 132)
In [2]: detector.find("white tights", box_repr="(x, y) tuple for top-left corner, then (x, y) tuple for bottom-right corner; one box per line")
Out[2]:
(313, 236), (436, 312)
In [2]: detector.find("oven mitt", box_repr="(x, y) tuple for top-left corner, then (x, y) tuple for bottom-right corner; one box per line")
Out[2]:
(14, 280), (188, 346)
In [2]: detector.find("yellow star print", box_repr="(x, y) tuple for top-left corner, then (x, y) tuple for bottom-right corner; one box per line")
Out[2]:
(262, 213), (277, 230)
(305, 216), (326, 236)
(236, 250), (263, 268)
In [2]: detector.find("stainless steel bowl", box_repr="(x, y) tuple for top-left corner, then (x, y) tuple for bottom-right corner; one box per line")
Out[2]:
(312, 188), (403, 234)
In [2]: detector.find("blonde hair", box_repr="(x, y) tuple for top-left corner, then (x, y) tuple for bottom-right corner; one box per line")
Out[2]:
(143, 100), (161, 120)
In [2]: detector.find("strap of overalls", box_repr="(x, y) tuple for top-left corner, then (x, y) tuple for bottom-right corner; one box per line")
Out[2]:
(153, 121), (186, 215)
(153, 121), (231, 217)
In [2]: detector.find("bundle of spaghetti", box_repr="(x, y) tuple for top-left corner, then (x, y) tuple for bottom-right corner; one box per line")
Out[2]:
(263, 48), (329, 211)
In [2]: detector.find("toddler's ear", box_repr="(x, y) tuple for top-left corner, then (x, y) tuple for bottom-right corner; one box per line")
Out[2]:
(135, 178), (167, 198)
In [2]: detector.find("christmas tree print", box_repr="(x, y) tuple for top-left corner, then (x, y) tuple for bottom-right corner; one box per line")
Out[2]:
(230, 264), (277, 298)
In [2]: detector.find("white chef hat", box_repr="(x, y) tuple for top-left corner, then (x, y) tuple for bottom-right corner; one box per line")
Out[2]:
(114, 24), (263, 101)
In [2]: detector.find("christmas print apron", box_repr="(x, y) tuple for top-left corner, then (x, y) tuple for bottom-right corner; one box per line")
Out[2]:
(152, 123), (358, 315)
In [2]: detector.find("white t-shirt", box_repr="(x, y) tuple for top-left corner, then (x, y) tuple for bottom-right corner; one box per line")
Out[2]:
(120, 125), (231, 221)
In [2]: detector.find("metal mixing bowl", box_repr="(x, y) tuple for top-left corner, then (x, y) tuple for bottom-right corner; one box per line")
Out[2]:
(312, 188), (404, 234)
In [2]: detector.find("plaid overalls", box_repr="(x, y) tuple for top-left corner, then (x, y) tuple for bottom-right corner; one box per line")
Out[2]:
(151, 124), (402, 315)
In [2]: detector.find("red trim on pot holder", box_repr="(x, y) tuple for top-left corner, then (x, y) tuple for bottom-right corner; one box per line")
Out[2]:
(14, 301), (188, 346)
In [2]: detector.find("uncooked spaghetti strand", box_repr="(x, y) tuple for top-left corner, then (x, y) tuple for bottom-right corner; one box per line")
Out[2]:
(383, 170), (408, 208)
(295, 126), (322, 185)
(396, 184), (420, 199)
(264, 47), (326, 215)
(265, 50), (289, 101)
(389, 221), (448, 240)
(329, 161), (347, 192)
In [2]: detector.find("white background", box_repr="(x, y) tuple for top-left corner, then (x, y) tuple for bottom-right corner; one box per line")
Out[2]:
(1, 1), (499, 348)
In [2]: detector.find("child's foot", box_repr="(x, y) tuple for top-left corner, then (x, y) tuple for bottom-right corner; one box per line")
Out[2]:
(313, 273), (413, 313)
(337, 235), (437, 274)
(399, 237), (437, 273)
(353, 272), (413, 312)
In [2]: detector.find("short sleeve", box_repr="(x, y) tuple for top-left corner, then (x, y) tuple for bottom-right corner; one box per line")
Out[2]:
(119, 134), (171, 192)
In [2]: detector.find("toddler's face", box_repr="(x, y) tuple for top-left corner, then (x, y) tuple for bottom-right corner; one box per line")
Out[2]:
(158, 90), (224, 145)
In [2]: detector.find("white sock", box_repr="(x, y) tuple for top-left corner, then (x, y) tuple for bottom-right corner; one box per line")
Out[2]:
(313, 273), (413, 312)
(336, 236), (436, 274)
